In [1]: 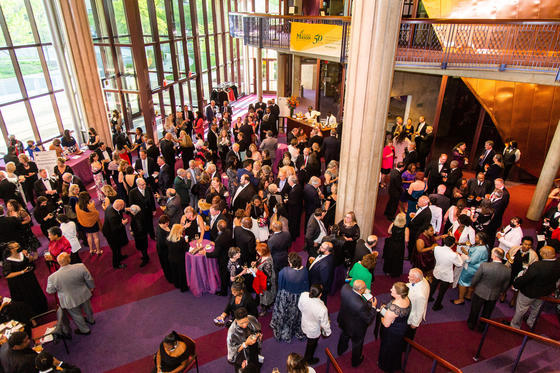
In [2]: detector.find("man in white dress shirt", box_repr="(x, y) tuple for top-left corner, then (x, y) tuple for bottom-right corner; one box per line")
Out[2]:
(430, 236), (463, 311)
(406, 268), (430, 340)
(304, 106), (321, 123)
(428, 200), (443, 234)
(497, 216), (523, 254)
(298, 284), (331, 365)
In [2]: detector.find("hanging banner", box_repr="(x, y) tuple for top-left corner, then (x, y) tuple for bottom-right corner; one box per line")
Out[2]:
(290, 21), (343, 58)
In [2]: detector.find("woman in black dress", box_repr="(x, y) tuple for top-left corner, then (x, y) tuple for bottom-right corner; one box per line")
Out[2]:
(337, 211), (361, 265)
(166, 224), (189, 292)
(485, 154), (505, 184)
(323, 183), (338, 230)
(6, 199), (40, 252)
(214, 279), (258, 326)
(383, 213), (408, 277)
(53, 158), (74, 180)
(376, 282), (411, 372)
(15, 154), (38, 207)
(87, 127), (100, 150)
(156, 215), (172, 283)
(152, 331), (194, 373)
(2, 242), (48, 315)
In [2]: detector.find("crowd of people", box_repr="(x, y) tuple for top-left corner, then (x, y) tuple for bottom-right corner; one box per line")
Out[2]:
(0, 99), (559, 373)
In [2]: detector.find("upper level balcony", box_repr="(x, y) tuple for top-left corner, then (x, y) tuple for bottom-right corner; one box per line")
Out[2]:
(229, 12), (560, 84)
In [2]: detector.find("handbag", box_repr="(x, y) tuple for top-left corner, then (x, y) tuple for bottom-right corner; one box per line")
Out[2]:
(64, 205), (77, 220)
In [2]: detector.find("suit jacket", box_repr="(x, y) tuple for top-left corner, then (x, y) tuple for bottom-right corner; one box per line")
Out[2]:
(513, 259), (560, 299)
(444, 168), (463, 197)
(305, 216), (326, 250)
(308, 253), (335, 293)
(207, 129), (218, 151)
(287, 184), (303, 215)
(305, 153), (321, 178)
(95, 146), (113, 162)
(321, 136), (340, 162)
(102, 206), (128, 248)
(231, 183), (256, 212)
(353, 240), (376, 264)
(205, 105), (215, 122)
(477, 149), (496, 170)
(388, 169), (403, 199)
(428, 193), (450, 213)
(146, 145), (160, 161)
(467, 178), (492, 199)
(157, 163), (174, 192)
(128, 187), (156, 214)
(0, 179), (19, 203)
(33, 178), (58, 198)
(46, 264), (94, 309)
(209, 213), (227, 241)
(425, 160), (449, 192)
(337, 283), (376, 338)
(59, 175), (86, 195)
(303, 184), (322, 217)
(416, 132), (433, 156)
(173, 176), (191, 207)
(275, 177), (291, 197)
(409, 206), (432, 241)
(134, 157), (158, 177)
(164, 195), (183, 225)
(403, 150), (418, 169)
(471, 261), (511, 301)
(268, 231), (291, 273)
(234, 226), (257, 266)
(206, 229), (233, 266)
(160, 139), (176, 165)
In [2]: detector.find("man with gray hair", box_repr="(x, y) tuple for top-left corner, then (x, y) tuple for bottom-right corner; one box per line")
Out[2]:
(102, 199), (129, 269)
(287, 175), (303, 240)
(46, 252), (95, 335)
(128, 177), (156, 239)
(128, 204), (149, 266)
(406, 268), (430, 340)
(60, 172), (86, 194)
(303, 176), (322, 228)
(173, 168), (191, 208)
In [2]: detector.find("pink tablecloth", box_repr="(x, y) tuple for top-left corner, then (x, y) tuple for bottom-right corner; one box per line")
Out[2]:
(66, 150), (93, 185)
(185, 239), (221, 297)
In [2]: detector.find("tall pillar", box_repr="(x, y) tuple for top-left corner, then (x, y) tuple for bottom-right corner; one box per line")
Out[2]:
(256, 47), (263, 98)
(527, 120), (560, 221)
(277, 53), (288, 97)
(291, 55), (302, 97)
(335, 0), (404, 238)
(51, 0), (112, 146)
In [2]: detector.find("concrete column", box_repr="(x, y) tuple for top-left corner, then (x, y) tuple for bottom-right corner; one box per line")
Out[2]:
(335, 0), (404, 238)
(527, 120), (560, 221)
(291, 55), (302, 97)
(277, 53), (288, 97)
(256, 47), (263, 98)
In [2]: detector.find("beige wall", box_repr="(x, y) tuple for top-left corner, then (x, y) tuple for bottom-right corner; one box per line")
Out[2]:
(301, 64), (316, 90)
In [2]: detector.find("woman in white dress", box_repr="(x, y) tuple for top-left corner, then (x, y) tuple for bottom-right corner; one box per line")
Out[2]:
(57, 214), (82, 263)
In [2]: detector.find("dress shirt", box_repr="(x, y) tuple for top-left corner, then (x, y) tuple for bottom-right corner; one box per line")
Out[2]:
(189, 168), (198, 184)
(429, 205), (443, 233)
(298, 292), (331, 339)
(278, 178), (286, 191)
(231, 183), (246, 206)
(309, 253), (328, 270)
(314, 216), (327, 244)
(327, 115), (337, 126)
(498, 226), (523, 253)
(433, 245), (463, 283)
(141, 158), (149, 175)
(417, 122), (425, 134)
(407, 278), (430, 327)
(101, 149), (110, 160)
(412, 206), (427, 220)
(438, 163), (444, 173)
(42, 178), (52, 191)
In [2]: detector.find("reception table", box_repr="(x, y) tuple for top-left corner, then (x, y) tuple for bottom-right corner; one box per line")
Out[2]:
(66, 150), (94, 185)
(286, 117), (333, 137)
(185, 239), (221, 297)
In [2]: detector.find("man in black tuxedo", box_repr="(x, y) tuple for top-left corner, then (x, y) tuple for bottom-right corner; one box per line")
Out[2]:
(254, 96), (267, 120)
(336, 280), (376, 367)
(494, 178), (510, 208)
(299, 148), (321, 180)
(408, 196), (432, 261)
(159, 133), (176, 171)
(207, 121), (219, 164)
(146, 139), (160, 162)
(275, 170), (290, 198)
(467, 172), (492, 202)
(208, 204), (227, 241)
(353, 235), (378, 265)
(234, 217), (257, 266)
(226, 143), (242, 167)
(425, 153), (448, 194)
(155, 156), (173, 193)
(384, 162), (405, 221)
(231, 174), (256, 212)
(33, 169), (59, 203)
(134, 150), (158, 187)
(443, 160), (462, 198)
(128, 178), (156, 239)
(268, 221), (291, 275)
(476, 140), (496, 174)
(417, 126), (434, 170)
(403, 142), (418, 170)
(303, 177), (323, 228)
(510, 246), (560, 329)
(60, 173), (86, 194)
(321, 130), (340, 165)
(102, 199), (129, 269)
(287, 175), (303, 241)
(308, 241), (335, 306)
(205, 100), (216, 123)
(95, 142), (113, 183)
(206, 220), (232, 296)
(305, 208), (328, 258)
(428, 184), (450, 213)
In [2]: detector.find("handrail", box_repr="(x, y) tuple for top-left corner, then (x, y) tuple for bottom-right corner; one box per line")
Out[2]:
(324, 348), (343, 373)
(401, 18), (560, 25)
(479, 318), (560, 348)
(403, 337), (463, 373)
(541, 296), (560, 305)
(229, 12), (351, 21)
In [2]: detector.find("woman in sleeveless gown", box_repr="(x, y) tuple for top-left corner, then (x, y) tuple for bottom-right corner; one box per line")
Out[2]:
(406, 172), (426, 224)
(383, 213), (408, 277)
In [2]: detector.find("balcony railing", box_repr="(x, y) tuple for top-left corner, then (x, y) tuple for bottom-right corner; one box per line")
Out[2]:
(229, 13), (560, 75)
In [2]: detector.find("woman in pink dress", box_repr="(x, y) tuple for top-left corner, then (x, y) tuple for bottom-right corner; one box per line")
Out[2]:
(381, 139), (395, 188)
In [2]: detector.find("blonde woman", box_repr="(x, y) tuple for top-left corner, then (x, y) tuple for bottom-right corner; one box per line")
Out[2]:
(101, 185), (117, 210)
(4, 162), (26, 205)
(166, 224), (189, 291)
(337, 211), (361, 262)
(383, 213), (409, 277)
(76, 191), (102, 255)
(180, 206), (205, 244)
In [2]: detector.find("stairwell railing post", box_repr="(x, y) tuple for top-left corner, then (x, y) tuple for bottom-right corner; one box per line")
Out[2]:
(473, 323), (489, 361)
(430, 359), (438, 373)
(403, 342), (411, 371)
(512, 335), (529, 373)
(325, 358), (331, 373)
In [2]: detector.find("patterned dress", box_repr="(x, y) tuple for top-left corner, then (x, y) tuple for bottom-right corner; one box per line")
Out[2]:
(91, 161), (105, 201)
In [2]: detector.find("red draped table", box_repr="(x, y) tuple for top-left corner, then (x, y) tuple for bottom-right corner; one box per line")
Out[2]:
(184, 239), (221, 297)
(66, 150), (94, 185)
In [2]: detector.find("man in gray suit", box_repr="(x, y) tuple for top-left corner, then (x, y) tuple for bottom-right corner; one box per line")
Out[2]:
(46, 253), (95, 335)
(158, 188), (183, 225)
(467, 247), (511, 331)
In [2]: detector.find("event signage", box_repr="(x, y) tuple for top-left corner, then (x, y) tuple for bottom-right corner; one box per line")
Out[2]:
(34, 150), (59, 176)
(289, 21), (343, 58)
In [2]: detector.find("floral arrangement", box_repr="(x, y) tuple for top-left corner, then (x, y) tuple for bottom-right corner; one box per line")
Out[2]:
(288, 96), (299, 110)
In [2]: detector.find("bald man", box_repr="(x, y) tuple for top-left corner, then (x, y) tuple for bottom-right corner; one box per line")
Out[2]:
(407, 196), (432, 261)
(510, 246), (560, 329)
(406, 268), (430, 340)
(46, 253), (95, 335)
(102, 199), (129, 269)
(159, 132), (176, 172)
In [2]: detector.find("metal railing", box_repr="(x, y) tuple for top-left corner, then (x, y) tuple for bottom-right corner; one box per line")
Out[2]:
(403, 337), (463, 373)
(324, 348), (343, 373)
(229, 13), (560, 74)
(474, 317), (560, 373)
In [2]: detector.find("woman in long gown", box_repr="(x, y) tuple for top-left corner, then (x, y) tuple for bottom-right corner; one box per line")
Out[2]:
(337, 211), (361, 265)
(406, 172), (426, 224)
(415, 225), (440, 278)
(2, 241), (48, 315)
(253, 243), (276, 316)
(270, 252), (309, 342)
(166, 224), (189, 292)
(376, 282), (411, 373)
(89, 152), (105, 201)
(453, 232), (489, 305)
(6, 199), (40, 252)
(383, 213), (408, 277)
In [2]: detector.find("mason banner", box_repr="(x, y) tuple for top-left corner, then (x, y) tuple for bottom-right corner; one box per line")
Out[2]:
(289, 21), (343, 58)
